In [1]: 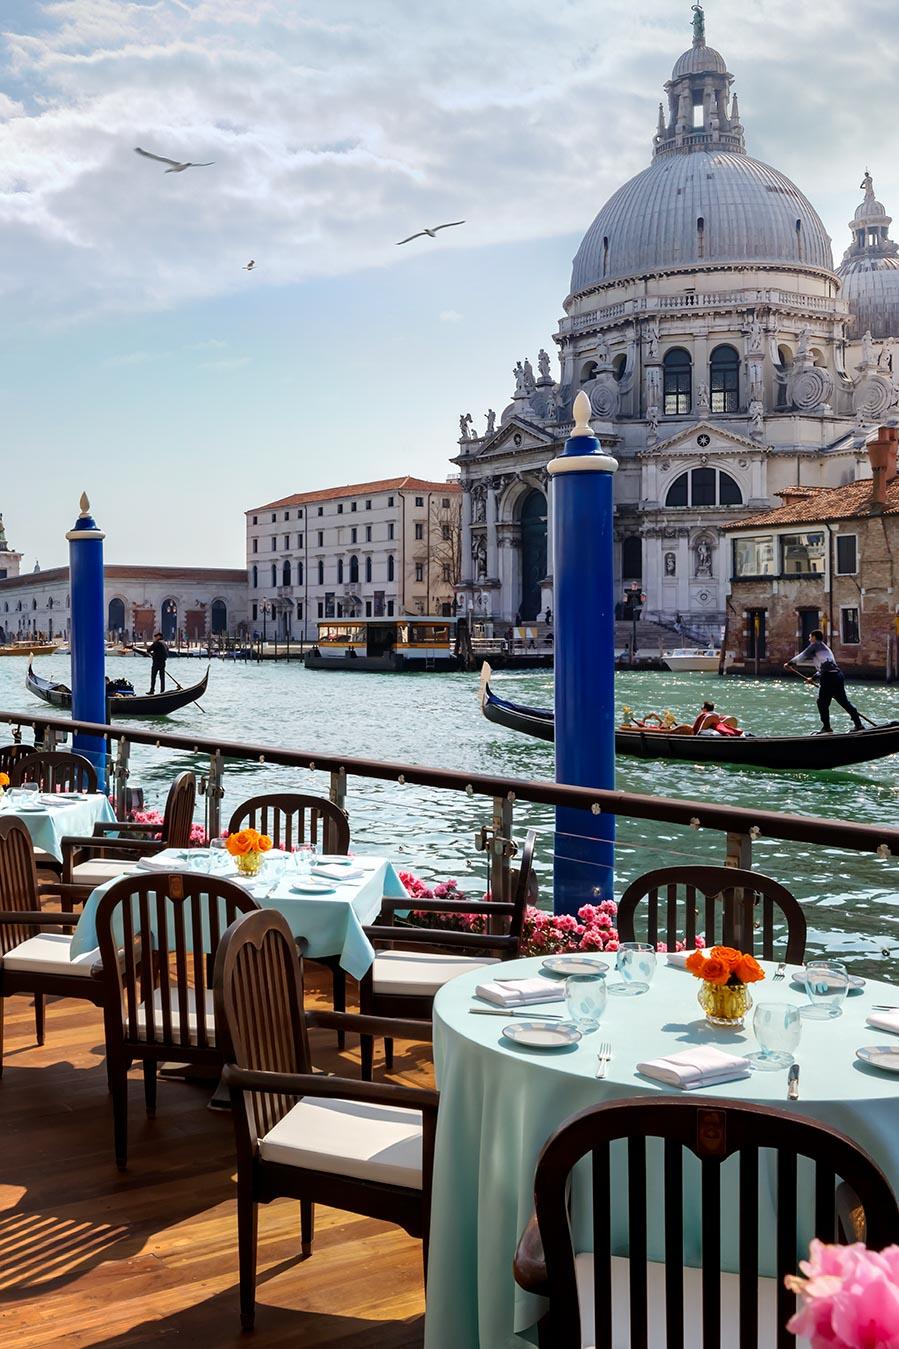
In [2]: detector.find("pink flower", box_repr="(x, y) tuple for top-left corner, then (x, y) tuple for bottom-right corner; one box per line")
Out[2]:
(787, 1241), (899, 1348)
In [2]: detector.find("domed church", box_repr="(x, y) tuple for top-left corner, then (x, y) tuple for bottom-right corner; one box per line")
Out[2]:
(453, 4), (897, 637)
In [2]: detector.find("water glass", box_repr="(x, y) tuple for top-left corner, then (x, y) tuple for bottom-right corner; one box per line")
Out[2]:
(292, 845), (313, 878)
(747, 1001), (801, 1070)
(565, 972), (607, 1032)
(22, 780), (39, 799)
(209, 837), (230, 873)
(264, 854), (288, 891)
(608, 942), (657, 996)
(187, 849), (212, 874)
(801, 961), (850, 1020)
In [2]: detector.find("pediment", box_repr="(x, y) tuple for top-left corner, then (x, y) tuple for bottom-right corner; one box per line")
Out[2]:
(473, 417), (560, 457)
(650, 421), (764, 456)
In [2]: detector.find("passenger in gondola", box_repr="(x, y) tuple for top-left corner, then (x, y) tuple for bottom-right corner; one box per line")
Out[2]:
(692, 701), (743, 736)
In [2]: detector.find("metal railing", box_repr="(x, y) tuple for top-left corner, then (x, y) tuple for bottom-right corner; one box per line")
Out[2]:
(1, 707), (897, 906)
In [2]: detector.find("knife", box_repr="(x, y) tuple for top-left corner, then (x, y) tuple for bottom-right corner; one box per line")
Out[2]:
(787, 1064), (800, 1100)
(469, 1008), (565, 1019)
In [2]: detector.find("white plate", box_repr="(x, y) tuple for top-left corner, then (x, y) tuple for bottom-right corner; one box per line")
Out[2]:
(792, 971), (865, 994)
(289, 881), (336, 895)
(502, 1021), (582, 1049)
(541, 956), (610, 977)
(856, 1045), (899, 1073)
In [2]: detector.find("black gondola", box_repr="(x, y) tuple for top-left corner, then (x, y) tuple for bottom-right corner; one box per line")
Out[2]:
(479, 664), (899, 770)
(26, 662), (209, 718)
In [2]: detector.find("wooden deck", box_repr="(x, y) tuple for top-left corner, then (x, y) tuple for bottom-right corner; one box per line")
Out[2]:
(0, 977), (431, 1346)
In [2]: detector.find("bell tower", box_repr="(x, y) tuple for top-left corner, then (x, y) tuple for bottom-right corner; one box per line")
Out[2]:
(0, 515), (23, 580)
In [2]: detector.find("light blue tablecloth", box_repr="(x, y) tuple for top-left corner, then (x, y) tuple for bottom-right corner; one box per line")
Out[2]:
(426, 955), (899, 1349)
(69, 850), (406, 977)
(0, 792), (116, 862)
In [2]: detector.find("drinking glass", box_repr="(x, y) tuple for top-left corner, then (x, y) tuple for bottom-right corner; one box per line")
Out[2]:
(800, 961), (850, 1020)
(209, 837), (230, 873)
(608, 942), (657, 996)
(747, 1001), (801, 1070)
(187, 849), (211, 874)
(565, 972), (607, 1032)
(22, 780), (39, 800)
(264, 854), (288, 892)
(292, 845), (313, 878)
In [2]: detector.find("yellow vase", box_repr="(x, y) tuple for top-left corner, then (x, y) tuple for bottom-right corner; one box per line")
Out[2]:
(698, 980), (752, 1028)
(235, 850), (262, 877)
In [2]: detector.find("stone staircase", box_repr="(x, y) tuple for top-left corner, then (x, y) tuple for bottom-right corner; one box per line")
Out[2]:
(615, 618), (679, 653)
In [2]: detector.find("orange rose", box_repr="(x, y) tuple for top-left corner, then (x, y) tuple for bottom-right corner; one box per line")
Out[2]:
(685, 950), (708, 977)
(701, 955), (731, 985)
(710, 946), (742, 974)
(226, 830), (252, 856)
(0, 772), (9, 788)
(735, 953), (765, 984)
(256, 833), (273, 853)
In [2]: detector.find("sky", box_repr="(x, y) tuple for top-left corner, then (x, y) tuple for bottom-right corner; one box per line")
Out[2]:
(2, 0), (899, 570)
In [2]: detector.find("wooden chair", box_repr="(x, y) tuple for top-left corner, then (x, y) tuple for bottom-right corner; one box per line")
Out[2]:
(62, 771), (197, 898)
(0, 818), (106, 1073)
(0, 743), (38, 776)
(514, 1096), (899, 1349)
(617, 865), (807, 963)
(94, 870), (258, 1169)
(358, 829), (536, 1079)
(213, 908), (438, 1331)
(9, 750), (98, 793)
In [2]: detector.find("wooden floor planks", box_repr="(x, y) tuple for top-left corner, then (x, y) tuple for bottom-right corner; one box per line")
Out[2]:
(0, 977), (429, 1347)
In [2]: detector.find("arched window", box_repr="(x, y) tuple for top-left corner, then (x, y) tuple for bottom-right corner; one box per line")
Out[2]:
(665, 468), (743, 507)
(337, 558), (344, 584)
(365, 556), (372, 583)
(581, 360), (599, 384)
(710, 344), (739, 413)
(621, 536), (642, 580)
(211, 599), (227, 634)
(387, 555), (395, 583)
(270, 563), (277, 587)
(663, 348), (692, 414)
(282, 560), (291, 586)
(613, 353), (627, 382)
(349, 554), (359, 584)
(297, 561), (303, 585)
(317, 560), (324, 585)
(252, 564), (258, 589)
(32, 598), (37, 610)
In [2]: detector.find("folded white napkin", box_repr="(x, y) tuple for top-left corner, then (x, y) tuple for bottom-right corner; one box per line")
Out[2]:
(474, 977), (562, 1008)
(314, 864), (363, 881)
(666, 949), (698, 969)
(866, 1011), (899, 1035)
(136, 851), (187, 871)
(636, 1045), (750, 1090)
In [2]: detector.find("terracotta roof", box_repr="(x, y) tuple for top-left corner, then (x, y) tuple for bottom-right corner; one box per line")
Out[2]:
(250, 476), (461, 513)
(724, 478), (899, 529)
(0, 565), (247, 590)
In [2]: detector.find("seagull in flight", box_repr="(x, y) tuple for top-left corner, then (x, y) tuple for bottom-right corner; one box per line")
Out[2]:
(396, 220), (466, 245)
(134, 146), (215, 173)
(243, 260), (256, 271)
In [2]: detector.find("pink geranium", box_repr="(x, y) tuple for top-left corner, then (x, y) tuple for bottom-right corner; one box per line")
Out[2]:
(786, 1240), (899, 1347)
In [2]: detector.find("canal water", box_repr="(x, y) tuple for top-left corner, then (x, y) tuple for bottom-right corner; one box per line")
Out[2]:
(2, 655), (898, 977)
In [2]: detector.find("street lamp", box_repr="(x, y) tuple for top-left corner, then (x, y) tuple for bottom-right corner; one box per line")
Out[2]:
(261, 598), (272, 645)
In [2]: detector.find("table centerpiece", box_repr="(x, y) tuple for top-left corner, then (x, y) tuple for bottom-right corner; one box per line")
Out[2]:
(0, 771), (8, 798)
(686, 945), (765, 1027)
(225, 826), (273, 877)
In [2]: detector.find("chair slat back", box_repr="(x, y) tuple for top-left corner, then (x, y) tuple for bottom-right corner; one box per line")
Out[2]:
(532, 1097), (899, 1349)
(509, 829), (538, 945)
(0, 818), (41, 955)
(9, 750), (98, 793)
(161, 772), (197, 848)
(227, 793), (350, 855)
(0, 744), (37, 777)
(617, 865), (807, 963)
(95, 873), (257, 1054)
(213, 909), (312, 1141)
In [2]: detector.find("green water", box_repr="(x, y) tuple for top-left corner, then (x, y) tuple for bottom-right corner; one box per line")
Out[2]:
(4, 655), (898, 977)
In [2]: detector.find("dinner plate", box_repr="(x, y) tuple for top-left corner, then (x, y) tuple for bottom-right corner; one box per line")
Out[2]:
(289, 881), (337, 895)
(856, 1045), (899, 1073)
(791, 971), (865, 994)
(541, 956), (610, 977)
(15, 806), (48, 814)
(502, 1021), (581, 1049)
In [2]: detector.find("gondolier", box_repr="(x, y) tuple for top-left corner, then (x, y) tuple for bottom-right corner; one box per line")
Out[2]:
(784, 630), (864, 735)
(147, 631), (168, 694)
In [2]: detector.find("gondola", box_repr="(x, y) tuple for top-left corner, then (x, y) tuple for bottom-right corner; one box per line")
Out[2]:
(26, 662), (209, 718)
(479, 664), (899, 770)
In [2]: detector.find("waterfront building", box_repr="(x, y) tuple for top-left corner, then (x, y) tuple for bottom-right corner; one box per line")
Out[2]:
(0, 516), (22, 580)
(724, 431), (899, 677)
(453, 6), (899, 637)
(246, 476), (461, 641)
(0, 564), (248, 644)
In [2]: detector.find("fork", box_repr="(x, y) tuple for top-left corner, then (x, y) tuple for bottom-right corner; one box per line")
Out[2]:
(773, 962), (787, 982)
(595, 1041), (613, 1079)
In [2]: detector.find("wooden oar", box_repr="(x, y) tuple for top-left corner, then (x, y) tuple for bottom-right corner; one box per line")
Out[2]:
(785, 662), (878, 728)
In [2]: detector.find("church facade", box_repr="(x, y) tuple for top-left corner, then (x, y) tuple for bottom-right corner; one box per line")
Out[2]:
(453, 6), (899, 638)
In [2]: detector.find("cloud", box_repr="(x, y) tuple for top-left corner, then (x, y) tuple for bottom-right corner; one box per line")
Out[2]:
(199, 354), (250, 371)
(0, 0), (896, 323)
(439, 309), (463, 323)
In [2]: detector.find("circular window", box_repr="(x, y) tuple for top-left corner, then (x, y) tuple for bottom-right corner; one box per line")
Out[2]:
(513, 433), (522, 447)
(697, 433), (711, 448)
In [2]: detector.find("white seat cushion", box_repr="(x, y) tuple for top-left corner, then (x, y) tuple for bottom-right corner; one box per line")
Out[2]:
(574, 1252), (803, 1348)
(71, 859), (135, 886)
(372, 949), (500, 997)
(3, 932), (99, 976)
(33, 847), (60, 868)
(259, 1096), (423, 1189)
(135, 987), (216, 1043)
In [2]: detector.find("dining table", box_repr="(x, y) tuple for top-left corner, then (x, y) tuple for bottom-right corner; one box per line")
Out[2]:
(424, 954), (899, 1349)
(0, 789), (116, 862)
(69, 847), (407, 976)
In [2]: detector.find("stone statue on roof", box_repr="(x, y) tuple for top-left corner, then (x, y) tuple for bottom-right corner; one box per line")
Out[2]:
(692, 2), (705, 44)
(523, 358), (536, 393)
(861, 168), (874, 197)
(485, 408), (496, 435)
(538, 348), (552, 381)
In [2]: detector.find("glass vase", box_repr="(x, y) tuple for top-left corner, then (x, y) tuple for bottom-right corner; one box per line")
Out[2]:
(698, 979), (752, 1028)
(234, 850), (262, 877)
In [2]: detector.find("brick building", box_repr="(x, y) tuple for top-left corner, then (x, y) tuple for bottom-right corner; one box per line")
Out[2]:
(724, 428), (899, 678)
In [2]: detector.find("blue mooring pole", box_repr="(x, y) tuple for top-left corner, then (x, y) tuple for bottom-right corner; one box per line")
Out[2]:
(549, 391), (618, 915)
(66, 493), (107, 790)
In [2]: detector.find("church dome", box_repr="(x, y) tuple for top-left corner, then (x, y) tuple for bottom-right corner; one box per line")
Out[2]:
(838, 170), (899, 338)
(671, 42), (727, 79)
(570, 150), (833, 293)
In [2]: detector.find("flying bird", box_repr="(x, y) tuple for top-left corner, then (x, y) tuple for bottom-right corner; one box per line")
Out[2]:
(243, 260), (256, 271)
(396, 220), (466, 245)
(134, 147), (215, 173)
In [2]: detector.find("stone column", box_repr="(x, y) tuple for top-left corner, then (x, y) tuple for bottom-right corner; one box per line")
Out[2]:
(460, 483), (473, 582)
(486, 485), (498, 579)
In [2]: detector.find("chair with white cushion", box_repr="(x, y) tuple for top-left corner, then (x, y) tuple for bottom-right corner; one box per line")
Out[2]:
(213, 908), (438, 1332)
(358, 829), (536, 1079)
(0, 817), (105, 1072)
(94, 869), (258, 1169)
(513, 1096), (899, 1349)
(62, 771), (196, 899)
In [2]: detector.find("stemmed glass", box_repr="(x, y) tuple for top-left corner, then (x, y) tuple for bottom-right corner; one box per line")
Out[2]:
(747, 1001), (802, 1070)
(607, 942), (657, 996)
(565, 972), (607, 1032)
(800, 961), (850, 1020)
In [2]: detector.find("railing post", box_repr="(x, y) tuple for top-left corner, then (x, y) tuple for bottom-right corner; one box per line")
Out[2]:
(203, 749), (224, 842)
(43, 725), (59, 754)
(114, 737), (130, 818)
(329, 767), (347, 816)
(726, 831), (752, 869)
(491, 794), (514, 904)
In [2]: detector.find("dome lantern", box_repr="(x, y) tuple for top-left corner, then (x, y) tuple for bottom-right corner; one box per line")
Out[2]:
(837, 170), (899, 339)
(655, 3), (744, 159)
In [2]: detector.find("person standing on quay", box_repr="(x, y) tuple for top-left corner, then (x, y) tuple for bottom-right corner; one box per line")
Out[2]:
(147, 631), (169, 694)
(784, 629), (864, 734)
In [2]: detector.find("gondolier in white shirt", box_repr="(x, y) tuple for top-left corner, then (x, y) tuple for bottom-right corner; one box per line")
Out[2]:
(784, 629), (864, 735)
